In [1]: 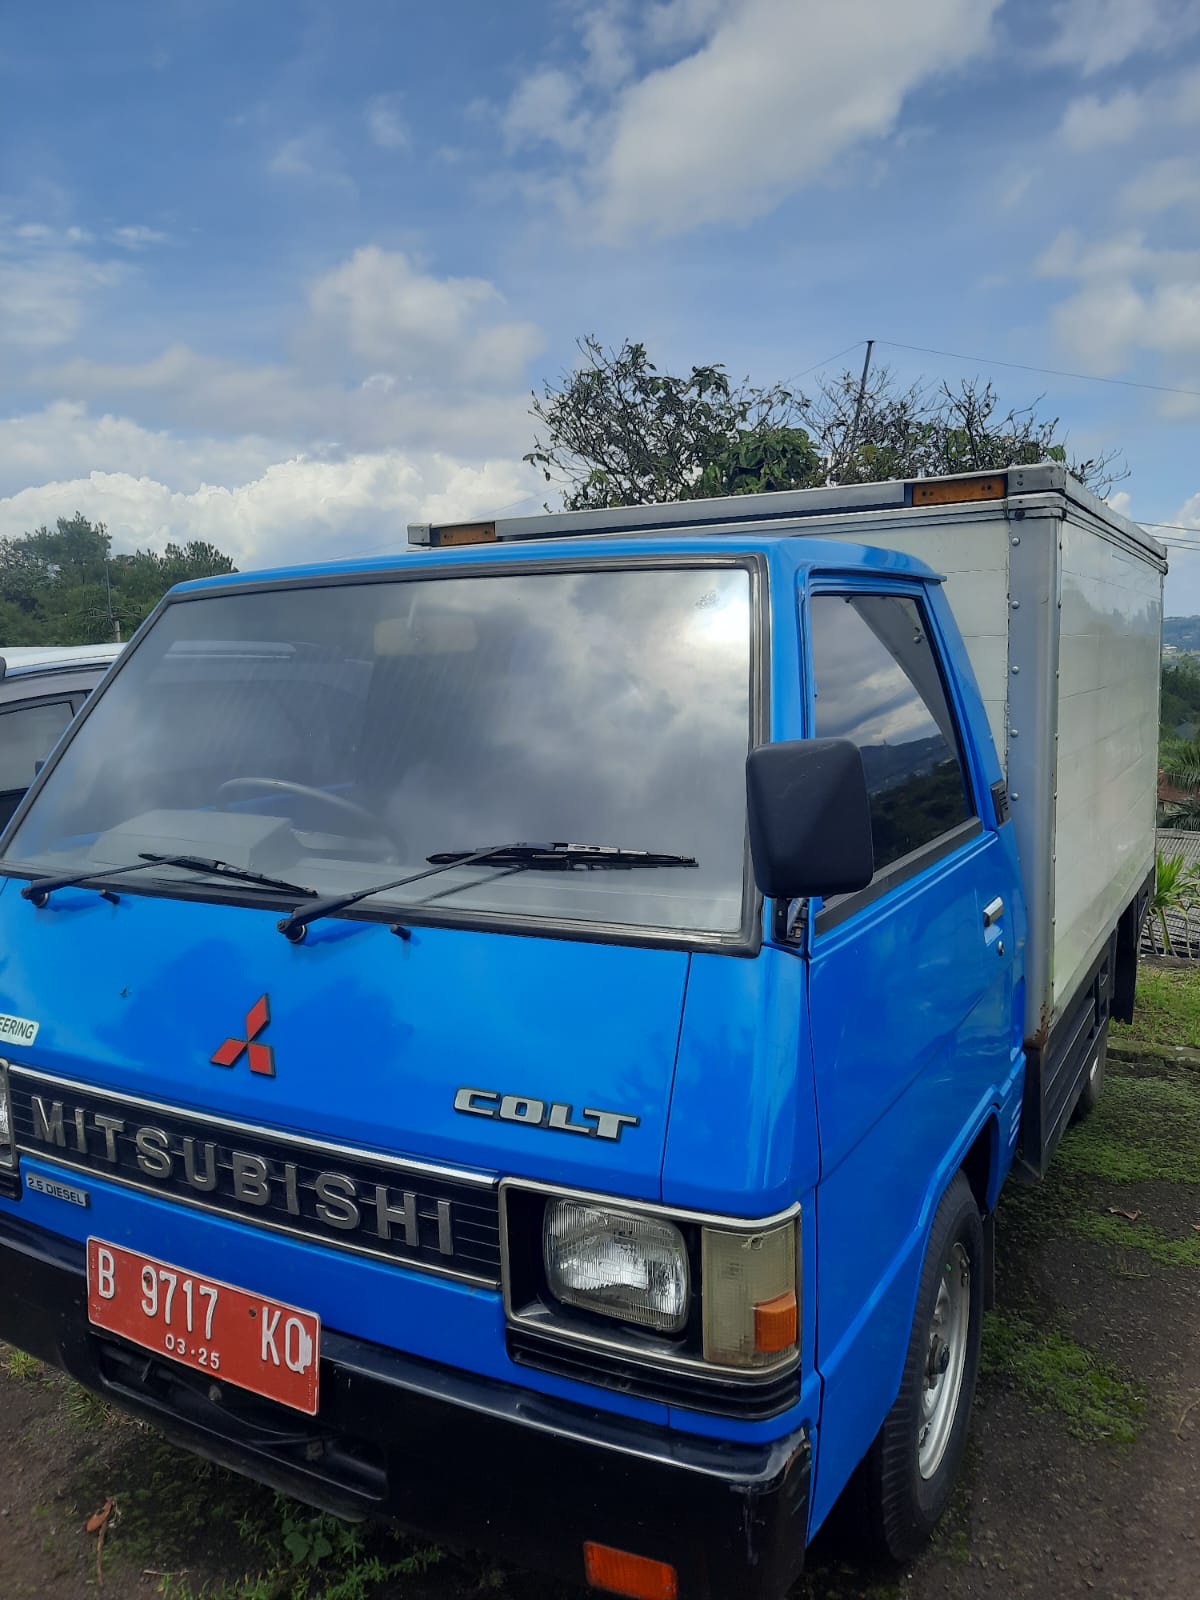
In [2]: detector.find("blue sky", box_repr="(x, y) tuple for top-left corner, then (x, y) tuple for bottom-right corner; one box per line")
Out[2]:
(3, 0), (1200, 604)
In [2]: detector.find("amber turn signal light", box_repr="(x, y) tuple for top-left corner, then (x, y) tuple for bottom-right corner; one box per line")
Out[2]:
(911, 475), (1007, 506)
(754, 1289), (798, 1353)
(584, 1542), (678, 1599)
(427, 521), (498, 547)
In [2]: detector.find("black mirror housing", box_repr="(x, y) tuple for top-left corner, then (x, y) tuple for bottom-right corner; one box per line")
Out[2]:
(746, 738), (875, 902)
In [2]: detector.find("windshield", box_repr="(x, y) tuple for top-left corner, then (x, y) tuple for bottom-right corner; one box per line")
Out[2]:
(4, 564), (754, 937)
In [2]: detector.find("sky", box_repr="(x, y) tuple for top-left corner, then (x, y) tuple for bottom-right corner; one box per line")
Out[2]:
(3, 0), (1200, 606)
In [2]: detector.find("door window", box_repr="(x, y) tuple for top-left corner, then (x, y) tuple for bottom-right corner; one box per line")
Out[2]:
(0, 700), (73, 795)
(809, 593), (974, 871)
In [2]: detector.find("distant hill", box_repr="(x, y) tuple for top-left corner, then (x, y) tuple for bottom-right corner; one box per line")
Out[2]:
(1164, 618), (1200, 653)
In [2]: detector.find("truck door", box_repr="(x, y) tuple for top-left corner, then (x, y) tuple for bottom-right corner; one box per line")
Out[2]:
(801, 584), (1021, 1530)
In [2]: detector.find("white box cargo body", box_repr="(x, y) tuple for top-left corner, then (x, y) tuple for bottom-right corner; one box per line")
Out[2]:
(413, 462), (1165, 1170)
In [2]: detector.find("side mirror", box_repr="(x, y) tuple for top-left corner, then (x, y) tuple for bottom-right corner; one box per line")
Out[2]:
(746, 738), (875, 901)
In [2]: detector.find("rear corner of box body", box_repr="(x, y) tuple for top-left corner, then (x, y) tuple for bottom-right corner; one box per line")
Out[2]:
(1050, 510), (1162, 1020)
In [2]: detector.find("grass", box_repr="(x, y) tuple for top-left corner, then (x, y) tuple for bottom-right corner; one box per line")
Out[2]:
(1111, 963), (1200, 1050)
(152, 1509), (444, 1600)
(61, 1379), (119, 1432)
(980, 1312), (1145, 1445)
(2, 1345), (43, 1381)
(79, 1420), (451, 1600)
(1073, 1212), (1200, 1269)
(1055, 1069), (1200, 1186)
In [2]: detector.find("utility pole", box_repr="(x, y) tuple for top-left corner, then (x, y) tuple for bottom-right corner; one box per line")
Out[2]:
(104, 561), (121, 642)
(844, 338), (875, 479)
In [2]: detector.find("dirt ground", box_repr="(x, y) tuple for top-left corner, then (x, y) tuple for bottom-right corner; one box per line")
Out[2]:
(0, 1048), (1196, 1600)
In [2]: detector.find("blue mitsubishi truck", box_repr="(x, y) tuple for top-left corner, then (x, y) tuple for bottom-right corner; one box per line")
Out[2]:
(0, 465), (1163, 1599)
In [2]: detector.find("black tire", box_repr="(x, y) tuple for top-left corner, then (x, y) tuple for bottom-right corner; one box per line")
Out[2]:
(1074, 1022), (1108, 1121)
(857, 1172), (984, 1560)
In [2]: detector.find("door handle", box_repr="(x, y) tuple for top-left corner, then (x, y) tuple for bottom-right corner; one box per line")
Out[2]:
(982, 896), (1004, 928)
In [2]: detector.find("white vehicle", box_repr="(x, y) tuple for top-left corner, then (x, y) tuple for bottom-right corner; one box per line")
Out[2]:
(0, 644), (123, 829)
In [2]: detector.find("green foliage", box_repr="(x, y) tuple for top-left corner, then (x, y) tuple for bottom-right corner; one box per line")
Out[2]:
(526, 337), (1125, 511)
(980, 1313), (1144, 1444)
(1144, 850), (1200, 953)
(1160, 656), (1200, 736)
(0, 512), (236, 646)
(525, 336), (822, 510)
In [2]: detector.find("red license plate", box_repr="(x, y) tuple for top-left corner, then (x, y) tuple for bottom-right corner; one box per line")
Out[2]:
(86, 1239), (320, 1415)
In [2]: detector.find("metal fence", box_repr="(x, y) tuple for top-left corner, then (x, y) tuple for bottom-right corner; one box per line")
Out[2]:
(1147, 830), (1200, 957)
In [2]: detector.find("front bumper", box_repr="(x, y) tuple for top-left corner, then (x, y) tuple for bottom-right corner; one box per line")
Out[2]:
(0, 1216), (811, 1598)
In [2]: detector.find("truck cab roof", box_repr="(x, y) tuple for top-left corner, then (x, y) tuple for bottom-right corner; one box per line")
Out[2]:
(168, 531), (941, 599)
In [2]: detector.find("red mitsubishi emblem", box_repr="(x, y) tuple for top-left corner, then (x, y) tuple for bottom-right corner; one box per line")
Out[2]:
(211, 995), (275, 1077)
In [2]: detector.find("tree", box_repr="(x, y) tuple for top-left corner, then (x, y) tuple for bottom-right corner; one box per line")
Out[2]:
(0, 515), (237, 646)
(526, 339), (1126, 510)
(525, 338), (821, 510)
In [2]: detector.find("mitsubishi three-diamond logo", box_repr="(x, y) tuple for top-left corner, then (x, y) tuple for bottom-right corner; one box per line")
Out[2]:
(211, 995), (275, 1077)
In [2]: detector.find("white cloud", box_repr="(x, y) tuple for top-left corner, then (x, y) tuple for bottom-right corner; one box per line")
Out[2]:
(1043, 0), (1200, 76)
(1122, 156), (1200, 214)
(3, 245), (546, 569)
(37, 343), (535, 460)
(0, 402), (276, 498)
(305, 246), (542, 387)
(592, 0), (1000, 237)
(267, 130), (354, 191)
(579, 1), (635, 88)
(502, 68), (591, 153)
(1173, 491), (1200, 531)
(365, 93), (410, 151)
(112, 224), (170, 248)
(1039, 227), (1200, 378)
(643, 0), (729, 50)
(0, 447), (539, 571)
(0, 238), (124, 351)
(1059, 89), (1142, 150)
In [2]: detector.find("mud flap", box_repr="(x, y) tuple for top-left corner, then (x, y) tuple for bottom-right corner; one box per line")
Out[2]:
(982, 1211), (996, 1311)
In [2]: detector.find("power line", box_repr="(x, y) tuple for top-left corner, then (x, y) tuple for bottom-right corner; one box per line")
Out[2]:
(780, 340), (866, 387)
(875, 338), (1200, 403)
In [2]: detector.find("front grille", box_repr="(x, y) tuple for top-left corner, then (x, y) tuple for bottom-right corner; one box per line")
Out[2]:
(9, 1068), (500, 1286)
(507, 1328), (800, 1420)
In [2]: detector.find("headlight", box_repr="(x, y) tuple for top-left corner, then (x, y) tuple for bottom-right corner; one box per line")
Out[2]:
(543, 1199), (690, 1335)
(0, 1061), (15, 1171)
(701, 1217), (798, 1368)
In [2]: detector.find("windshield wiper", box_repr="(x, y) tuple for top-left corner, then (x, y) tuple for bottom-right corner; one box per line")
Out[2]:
(20, 853), (316, 909)
(427, 843), (699, 871)
(276, 840), (697, 944)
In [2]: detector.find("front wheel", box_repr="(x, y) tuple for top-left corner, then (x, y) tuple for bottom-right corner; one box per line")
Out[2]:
(858, 1172), (984, 1559)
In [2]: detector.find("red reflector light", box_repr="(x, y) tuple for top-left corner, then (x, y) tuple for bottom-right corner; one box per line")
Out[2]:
(584, 1542), (678, 1599)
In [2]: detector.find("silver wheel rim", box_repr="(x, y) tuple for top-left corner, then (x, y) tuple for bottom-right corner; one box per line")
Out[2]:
(1089, 1046), (1102, 1086)
(918, 1242), (970, 1480)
